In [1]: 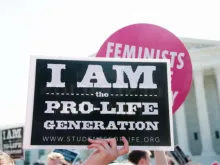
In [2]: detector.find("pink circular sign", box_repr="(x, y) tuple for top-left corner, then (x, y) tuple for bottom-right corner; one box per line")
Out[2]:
(96, 23), (192, 114)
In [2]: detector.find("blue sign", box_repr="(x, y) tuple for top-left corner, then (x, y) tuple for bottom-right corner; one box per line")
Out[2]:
(53, 149), (79, 163)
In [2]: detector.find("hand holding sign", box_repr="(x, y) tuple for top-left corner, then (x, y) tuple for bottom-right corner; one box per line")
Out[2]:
(84, 137), (129, 165)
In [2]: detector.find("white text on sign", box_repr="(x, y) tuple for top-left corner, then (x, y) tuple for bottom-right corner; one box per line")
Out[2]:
(43, 63), (163, 131)
(106, 42), (185, 74)
(46, 64), (157, 89)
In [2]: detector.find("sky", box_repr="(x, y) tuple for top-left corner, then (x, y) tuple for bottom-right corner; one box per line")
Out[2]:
(0, 0), (220, 127)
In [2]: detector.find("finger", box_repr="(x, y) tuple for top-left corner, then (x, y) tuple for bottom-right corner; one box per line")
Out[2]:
(88, 138), (94, 143)
(118, 136), (129, 156)
(88, 138), (110, 150)
(87, 144), (105, 151)
(104, 138), (117, 149)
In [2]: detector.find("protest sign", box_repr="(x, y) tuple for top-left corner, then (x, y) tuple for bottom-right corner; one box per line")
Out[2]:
(53, 149), (79, 163)
(96, 23), (192, 114)
(1, 127), (23, 160)
(24, 56), (173, 150)
(169, 145), (189, 165)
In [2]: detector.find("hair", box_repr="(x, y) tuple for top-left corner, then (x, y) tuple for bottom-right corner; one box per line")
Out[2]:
(0, 151), (15, 165)
(47, 152), (70, 165)
(128, 150), (149, 164)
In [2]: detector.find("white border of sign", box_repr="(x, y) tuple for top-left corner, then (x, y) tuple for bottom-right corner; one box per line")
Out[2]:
(23, 55), (174, 151)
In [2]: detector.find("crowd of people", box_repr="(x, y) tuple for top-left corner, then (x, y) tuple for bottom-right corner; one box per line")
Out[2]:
(0, 137), (204, 165)
(0, 137), (128, 165)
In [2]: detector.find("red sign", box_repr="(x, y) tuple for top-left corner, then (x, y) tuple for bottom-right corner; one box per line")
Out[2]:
(96, 23), (192, 114)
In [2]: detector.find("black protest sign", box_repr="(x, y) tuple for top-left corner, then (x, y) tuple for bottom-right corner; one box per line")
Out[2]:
(24, 57), (173, 150)
(169, 145), (189, 164)
(53, 149), (79, 163)
(1, 127), (23, 159)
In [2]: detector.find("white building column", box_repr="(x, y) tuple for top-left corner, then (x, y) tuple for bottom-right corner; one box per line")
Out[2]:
(194, 69), (215, 155)
(214, 67), (220, 103)
(175, 104), (190, 155)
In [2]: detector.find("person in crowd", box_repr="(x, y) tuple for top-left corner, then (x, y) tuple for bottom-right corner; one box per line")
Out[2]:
(127, 150), (151, 165)
(47, 152), (70, 165)
(0, 151), (14, 165)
